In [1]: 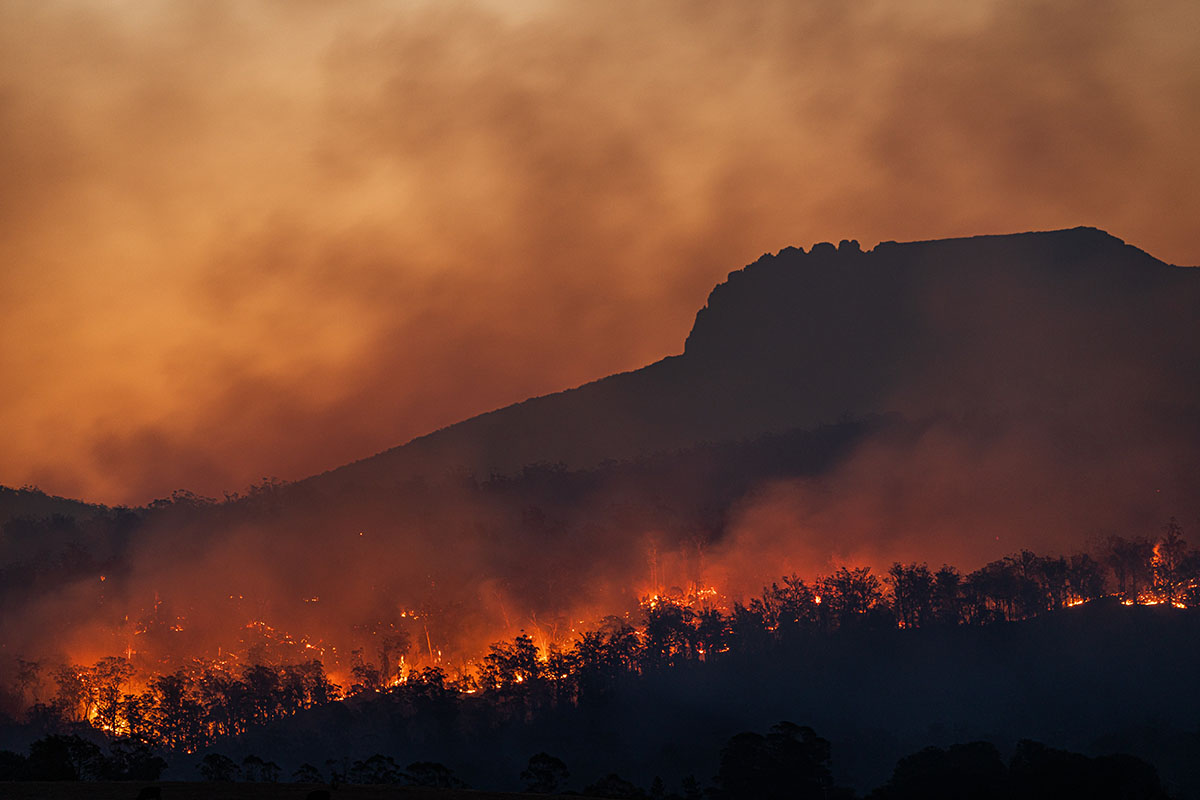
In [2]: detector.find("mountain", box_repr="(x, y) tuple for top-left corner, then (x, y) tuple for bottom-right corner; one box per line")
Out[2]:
(304, 227), (1200, 494)
(5, 226), (1197, 680)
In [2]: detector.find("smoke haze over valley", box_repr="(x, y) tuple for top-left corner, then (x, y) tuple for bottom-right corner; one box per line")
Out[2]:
(3, 5), (1200, 794)
(2, 228), (1197, 692)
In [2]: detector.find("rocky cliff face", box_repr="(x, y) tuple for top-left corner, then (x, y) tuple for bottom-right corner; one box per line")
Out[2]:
(305, 227), (1199, 493)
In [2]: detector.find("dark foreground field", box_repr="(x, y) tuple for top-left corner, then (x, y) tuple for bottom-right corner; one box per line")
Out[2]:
(0, 785), (537, 800)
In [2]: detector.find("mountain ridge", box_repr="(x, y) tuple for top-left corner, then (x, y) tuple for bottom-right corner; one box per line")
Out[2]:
(4, 226), (1193, 510)
(299, 225), (1198, 495)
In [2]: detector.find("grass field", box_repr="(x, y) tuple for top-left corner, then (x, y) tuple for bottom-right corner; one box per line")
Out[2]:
(0, 784), (542, 800)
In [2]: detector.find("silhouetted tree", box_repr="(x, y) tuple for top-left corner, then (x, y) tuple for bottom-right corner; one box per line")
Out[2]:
(1038, 556), (1070, 609)
(103, 738), (166, 781)
(294, 762), (324, 783)
(27, 734), (102, 781)
(15, 658), (43, 706)
(241, 754), (281, 782)
(481, 633), (543, 688)
(1105, 536), (1154, 603)
(1153, 518), (1188, 604)
(965, 559), (1021, 622)
(870, 741), (1006, 800)
(642, 598), (695, 668)
(149, 671), (205, 751)
(522, 751), (570, 793)
(713, 722), (834, 800)
(406, 760), (464, 789)
(378, 632), (412, 685)
(888, 563), (934, 628)
(584, 772), (645, 799)
(1066, 554), (1107, 602)
(349, 753), (403, 784)
(820, 567), (884, 628)
(1008, 739), (1168, 800)
(753, 575), (819, 637)
(91, 656), (134, 733)
(694, 606), (728, 659)
(198, 752), (239, 781)
(349, 648), (383, 696)
(931, 565), (963, 625)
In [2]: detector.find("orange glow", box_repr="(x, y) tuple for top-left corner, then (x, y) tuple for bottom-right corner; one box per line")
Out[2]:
(1, 2), (1198, 505)
(26, 556), (1195, 744)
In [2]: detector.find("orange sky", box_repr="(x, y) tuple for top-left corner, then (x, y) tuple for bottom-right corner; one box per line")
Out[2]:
(2, 0), (1198, 506)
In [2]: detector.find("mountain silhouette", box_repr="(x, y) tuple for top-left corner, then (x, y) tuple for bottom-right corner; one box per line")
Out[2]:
(303, 226), (1199, 495)
(3, 225), (1198, 727)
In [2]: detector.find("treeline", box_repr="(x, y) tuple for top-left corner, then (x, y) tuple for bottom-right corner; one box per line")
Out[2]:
(0, 723), (1171, 800)
(0, 733), (165, 781)
(4, 520), (1197, 755)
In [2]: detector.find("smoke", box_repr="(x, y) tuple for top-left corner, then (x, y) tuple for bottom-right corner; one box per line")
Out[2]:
(1, 0), (1198, 504)
(709, 242), (1200, 588)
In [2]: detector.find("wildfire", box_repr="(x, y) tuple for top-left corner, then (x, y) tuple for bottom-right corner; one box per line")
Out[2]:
(23, 527), (1196, 750)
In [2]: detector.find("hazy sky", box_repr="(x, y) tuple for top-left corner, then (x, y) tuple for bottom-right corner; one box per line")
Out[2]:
(3, 0), (1198, 505)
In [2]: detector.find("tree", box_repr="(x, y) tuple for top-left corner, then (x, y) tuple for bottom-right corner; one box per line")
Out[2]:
(871, 741), (1006, 800)
(888, 563), (934, 629)
(1008, 739), (1168, 800)
(583, 772), (645, 799)
(522, 752), (569, 793)
(1105, 536), (1154, 603)
(931, 566), (963, 625)
(27, 735), (103, 781)
(241, 754), (281, 782)
(51, 666), (89, 722)
(1153, 518), (1188, 604)
(406, 761), (465, 789)
(149, 671), (205, 751)
(642, 599), (695, 668)
(1038, 556), (1070, 610)
(198, 752), (239, 782)
(294, 762), (324, 783)
(481, 633), (543, 689)
(754, 575), (819, 637)
(965, 559), (1021, 622)
(349, 753), (404, 784)
(349, 649), (382, 696)
(713, 722), (834, 800)
(15, 658), (43, 706)
(90, 656), (134, 733)
(378, 632), (412, 685)
(694, 607), (728, 659)
(103, 738), (166, 781)
(820, 567), (884, 628)
(1066, 554), (1107, 602)
(242, 665), (283, 725)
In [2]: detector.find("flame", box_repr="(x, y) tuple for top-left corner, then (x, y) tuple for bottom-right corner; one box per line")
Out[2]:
(39, 550), (1198, 746)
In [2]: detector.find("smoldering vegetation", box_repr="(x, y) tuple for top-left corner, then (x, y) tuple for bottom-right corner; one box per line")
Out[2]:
(0, 228), (1197, 793)
(3, 227), (1199, 687)
(0, 420), (873, 679)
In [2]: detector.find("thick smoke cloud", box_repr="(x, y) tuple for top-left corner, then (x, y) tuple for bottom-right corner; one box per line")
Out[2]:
(1, 0), (1198, 505)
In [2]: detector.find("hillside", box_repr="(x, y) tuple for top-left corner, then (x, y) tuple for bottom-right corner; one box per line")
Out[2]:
(304, 227), (1200, 495)
(0, 486), (108, 525)
(3, 227), (1197, 728)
